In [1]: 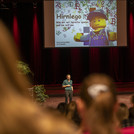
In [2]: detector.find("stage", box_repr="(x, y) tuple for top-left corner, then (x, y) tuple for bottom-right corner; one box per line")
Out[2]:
(45, 82), (134, 97)
(44, 82), (134, 108)
(44, 94), (133, 108)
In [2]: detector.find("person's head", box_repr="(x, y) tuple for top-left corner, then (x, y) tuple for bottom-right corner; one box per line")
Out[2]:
(0, 20), (81, 134)
(66, 74), (71, 80)
(57, 102), (67, 115)
(66, 101), (81, 126)
(0, 21), (31, 98)
(76, 73), (117, 134)
(116, 103), (129, 122)
(67, 101), (77, 111)
(130, 95), (134, 106)
(66, 101), (78, 118)
(129, 107), (134, 119)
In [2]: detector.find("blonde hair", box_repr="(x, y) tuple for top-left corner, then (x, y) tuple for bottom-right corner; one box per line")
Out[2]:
(80, 74), (119, 134)
(66, 101), (77, 120)
(0, 21), (80, 134)
(0, 21), (31, 97)
(117, 103), (129, 122)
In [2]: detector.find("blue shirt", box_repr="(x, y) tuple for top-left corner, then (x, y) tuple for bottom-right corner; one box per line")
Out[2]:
(62, 79), (73, 91)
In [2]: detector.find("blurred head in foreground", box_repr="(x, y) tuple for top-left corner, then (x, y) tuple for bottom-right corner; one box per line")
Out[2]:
(0, 21), (80, 134)
(0, 21), (31, 97)
(77, 73), (118, 134)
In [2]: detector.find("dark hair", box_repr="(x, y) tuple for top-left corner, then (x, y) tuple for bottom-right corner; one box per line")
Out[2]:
(131, 95), (134, 104)
(57, 102), (67, 114)
(129, 107), (134, 119)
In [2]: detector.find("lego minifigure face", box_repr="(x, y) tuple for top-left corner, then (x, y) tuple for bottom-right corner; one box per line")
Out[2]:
(90, 16), (106, 30)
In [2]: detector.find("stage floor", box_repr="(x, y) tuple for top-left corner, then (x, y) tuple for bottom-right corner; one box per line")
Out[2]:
(44, 94), (133, 108)
(45, 83), (134, 96)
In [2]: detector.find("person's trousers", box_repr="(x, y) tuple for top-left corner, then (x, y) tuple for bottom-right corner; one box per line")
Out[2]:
(65, 90), (73, 104)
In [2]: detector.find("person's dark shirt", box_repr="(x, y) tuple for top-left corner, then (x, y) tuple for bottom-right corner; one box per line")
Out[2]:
(129, 107), (134, 119)
(121, 119), (134, 128)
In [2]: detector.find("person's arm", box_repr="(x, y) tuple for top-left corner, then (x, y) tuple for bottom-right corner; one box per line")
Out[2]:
(62, 85), (70, 88)
(71, 86), (73, 91)
(71, 80), (73, 91)
(62, 80), (70, 88)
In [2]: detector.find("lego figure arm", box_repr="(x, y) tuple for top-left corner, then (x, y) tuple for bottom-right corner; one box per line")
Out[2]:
(108, 32), (117, 41)
(80, 34), (90, 42)
(74, 33), (90, 42)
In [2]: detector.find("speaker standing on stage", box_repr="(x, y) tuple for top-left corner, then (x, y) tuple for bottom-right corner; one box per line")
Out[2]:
(62, 74), (73, 104)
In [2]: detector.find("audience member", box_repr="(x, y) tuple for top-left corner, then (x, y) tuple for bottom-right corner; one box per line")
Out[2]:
(129, 95), (134, 119)
(117, 103), (134, 128)
(57, 102), (67, 116)
(76, 73), (134, 134)
(66, 101), (81, 126)
(0, 20), (80, 134)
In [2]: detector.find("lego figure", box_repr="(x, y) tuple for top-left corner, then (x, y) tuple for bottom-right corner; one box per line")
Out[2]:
(74, 9), (117, 46)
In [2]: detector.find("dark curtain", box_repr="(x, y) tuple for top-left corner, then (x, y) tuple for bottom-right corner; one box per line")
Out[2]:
(0, 2), (134, 85)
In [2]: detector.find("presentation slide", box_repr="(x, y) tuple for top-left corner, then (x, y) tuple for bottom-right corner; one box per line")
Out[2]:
(55, 0), (117, 47)
(44, 0), (127, 48)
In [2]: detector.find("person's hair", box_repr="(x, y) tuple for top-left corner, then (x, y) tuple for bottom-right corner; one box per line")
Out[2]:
(80, 73), (116, 107)
(66, 101), (81, 126)
(79, 73), (118, 134)
(131, 95), (134, 105)
(66, 74), (71, 77)
(128, 95), (134, 119)
(129, 107), (134, 119)
(0, 21), (31, 97)
(117, 103), (129, 122)
(57, 102), (67, 115)
(0, 21), (80, 134)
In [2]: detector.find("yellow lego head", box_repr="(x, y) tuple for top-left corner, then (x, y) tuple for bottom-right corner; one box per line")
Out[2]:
(87, 9), (107, 31)
(90, 16), (106, 30)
